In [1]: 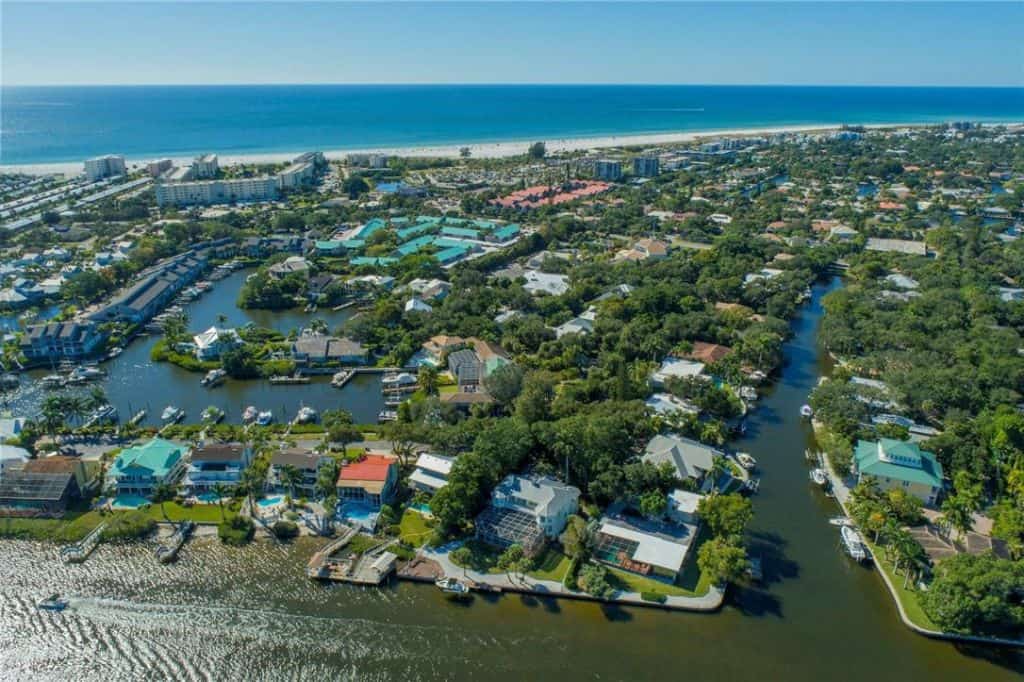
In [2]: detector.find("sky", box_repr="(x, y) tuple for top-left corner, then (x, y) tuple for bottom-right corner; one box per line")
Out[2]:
(2, 1), (1023, 87)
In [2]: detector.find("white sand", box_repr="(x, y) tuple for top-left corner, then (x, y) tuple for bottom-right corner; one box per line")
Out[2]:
(0, 121), (984, 177)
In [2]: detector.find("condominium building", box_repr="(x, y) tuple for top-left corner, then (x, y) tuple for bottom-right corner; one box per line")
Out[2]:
(633, 156), (660, 177)
(20, 321), (107, 361)
(594, 159), (623, 181)
(155, 176), (280, 207)
(192, 153), (220, 179)
(146, 159), (173, 177)
(84, 155), (126, 181)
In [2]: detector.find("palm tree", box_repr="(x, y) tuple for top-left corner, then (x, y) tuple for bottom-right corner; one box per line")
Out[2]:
(151, 482), (175, 525)
(281, 464), (302, 506)
(939, 495), (974, 545)
(309, 318), (328, 336)
(40, 395), (66, 440)
(86, 385), (108, 411)
(216, 313), (229, 328)
(417, 365), (439, 396)
(241, 466), (265, 517)
(211, 482), (229, 522)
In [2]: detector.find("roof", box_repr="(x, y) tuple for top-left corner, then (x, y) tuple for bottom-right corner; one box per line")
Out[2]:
(0, 469), (75, 502)
(643, 434), (720, 480)
(22, 455), (80, 474)
(409, 468), (449, 491)
(414, 453), (455, 477)
(191, 443), (248, 464)
(337, 454), (396, 495)
(493, 474), (580, 517)
(855, 439), (943, 487)
(111, 438), (185, 477)
(597, 516), (692, 574)
(685, 341), (733, 364)
(668, 489), (704, 515)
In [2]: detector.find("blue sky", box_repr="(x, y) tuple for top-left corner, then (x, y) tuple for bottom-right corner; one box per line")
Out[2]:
(3, 2), (1022, 86)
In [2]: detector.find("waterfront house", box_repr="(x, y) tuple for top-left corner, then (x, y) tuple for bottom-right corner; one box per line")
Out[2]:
(405, 297), (433, 314)
(269, 448), (331, 497)
(0, 444), (31, 473)
(24, 455), (94, 494)
(291, 335), (367, 365)
(90, 254), (207, 324)
(421, 335), (465, 365)
(183, 442), (253, 495)
(0, 467), (80, 516)
(683, 341), (733, 365)
(106, 438), (188, 498)
(642, 434), (721, 487)
(268, 256), (311, 280)
(667, 489), (705, 525)
(853, 438), (944, 506)
(649, 356), (706, 388)
(475, 474), (580, 555)
(192, 326), (243, 360)
(592, 513), (697, 582)
(336, 453), (398, 508)
(20, 320), (107, 362)
(409, 453), (455, 494)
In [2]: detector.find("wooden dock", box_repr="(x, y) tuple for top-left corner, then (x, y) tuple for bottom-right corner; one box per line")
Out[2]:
(156, 521), (195, 563)
(60, 522), (106, 563)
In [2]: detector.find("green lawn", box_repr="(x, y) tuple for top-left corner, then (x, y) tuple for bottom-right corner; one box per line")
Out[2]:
(863, 537), (937, 630)
(138, 501), (237, 525)
(398, 508), (433, 547)
(450, 539), (504, 574)
(438, 384), (458, 395)
(606, 566), (711, 598)
(528, 548), (572, 582)
(0, 510), (105, 543)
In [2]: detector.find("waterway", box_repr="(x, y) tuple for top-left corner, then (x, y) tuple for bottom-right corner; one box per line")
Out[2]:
(1, 277), (1022, 680)
(2, 269), (385, 426)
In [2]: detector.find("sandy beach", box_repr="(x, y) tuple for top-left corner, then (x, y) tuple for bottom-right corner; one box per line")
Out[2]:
(0, 121), (1012, 177)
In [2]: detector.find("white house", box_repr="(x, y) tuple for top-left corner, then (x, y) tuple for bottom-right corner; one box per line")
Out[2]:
(405, 297), (433, 314)
(649, 357), (705, 388)
(409, 453), (455, 494)
(192, 326), (243, 360)
(490, 474), (580, 537)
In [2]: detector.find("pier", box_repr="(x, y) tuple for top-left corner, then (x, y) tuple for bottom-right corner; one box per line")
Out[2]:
(156, 521), (195, 563)
(60, 522), (106, 563)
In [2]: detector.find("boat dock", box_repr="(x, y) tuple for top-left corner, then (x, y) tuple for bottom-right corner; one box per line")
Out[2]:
(156, 521), (195, 563)
(60, 522), (106, 563)
(307, 530), (397, 585)
(269, 375), (310, 385)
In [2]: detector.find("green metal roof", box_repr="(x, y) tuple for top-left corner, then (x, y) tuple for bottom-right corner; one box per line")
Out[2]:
(434, 246), (468, 263)
(350, 256), (398, 266)
(854, 438), (943, 487)
(396, 223), (438, 240)
(111, 438), (185, 478)
(441, 226), (481, 239)
(353, 218), (387, 239)
(396, 235), (436, 256)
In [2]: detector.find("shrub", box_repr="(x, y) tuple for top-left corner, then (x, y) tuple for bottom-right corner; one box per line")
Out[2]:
(218, 516), (255, 545)
(102, 511), (157, 541)
(640, 591), (667, 604)
(271, 519), (299, 539)
(391, 543), (416, 561)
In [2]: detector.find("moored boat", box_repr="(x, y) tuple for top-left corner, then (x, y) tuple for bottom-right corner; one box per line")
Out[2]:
(800, 404), (813, 419)
(201, 368), (227, 387)
(161, 405), (185, 423)
(201, 405), (225, 423)
(435, 576), (471, 596)
(242, 405), (258, 423)
(293, 406), (317, 424)
(809, 468), (829, 487)
(256, 410), (273, 426)
(736, 452), (757, 470)
(37, 594), (69, 611)
(841, 525), (869, 562)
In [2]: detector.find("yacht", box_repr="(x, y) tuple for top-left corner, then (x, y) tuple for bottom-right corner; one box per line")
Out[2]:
(129, 409), (147, 425)
(256, 410), (273, 426)
(330, 370), (352, 388)
(736, 452), (757, 470)
(435, 577), (471, 596)
(40, 374), (64, 388)
(84, 404), (117, 427)
(106, 347), (123, 360)
(293, 406), (317, 425)
(201, 368), (227, 387)
(809, 468), (829, 487)
(800, 404), (813, 419)
(242, 406), (258, 423)
(841, 525), (869, 562)
(161, 405), (185, 423)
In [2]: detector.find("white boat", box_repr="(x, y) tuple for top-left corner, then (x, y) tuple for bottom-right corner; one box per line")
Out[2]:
(40, 374), (64, 388)
(129, 409), (147, 425)
(242, 406), (258, 423)
(106, 347), (123, 359)
(382, 372), (417, 388)
(330, 370), (352, 387)
(829, 516), (854, 527)
(809, 468), (829, 487)
(800, 404), (813, 419)
(84, 404), (117, 427)
(201, 368), (227, 387)
(378, 409), (398, 422)
(739, 386), (758, 401)
(37, 594), (69, 611)
(736, 453), (757, 470)
(293, 406), (317, 424)
(161, 405), (185, 423)
(435, 577), (471, 596)
(256, 410), (273, 426)
(70, 365), (104, 381)
(841, 525), (869, 562)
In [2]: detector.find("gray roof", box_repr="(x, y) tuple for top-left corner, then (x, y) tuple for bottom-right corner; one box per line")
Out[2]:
(643, 434), (720, 480)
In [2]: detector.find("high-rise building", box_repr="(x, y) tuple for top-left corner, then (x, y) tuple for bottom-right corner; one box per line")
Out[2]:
(594, 159), (623, 181)
(192, 154), (220, 179)
(84, 155), (127, 181)
(633, 156), (660, 177)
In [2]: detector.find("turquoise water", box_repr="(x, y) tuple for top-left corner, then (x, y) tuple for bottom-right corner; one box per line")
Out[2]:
(341, 502), (379, 530)
(2, 85), (1022, 164)
(257, 496), (283, 508)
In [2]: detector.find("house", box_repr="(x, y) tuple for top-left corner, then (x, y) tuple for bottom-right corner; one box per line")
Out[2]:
(182, 442), (253, 494)
(439, 391), (496, 413)
(643, 434), (721, 486)
(24, 455), (94, 494)
(0, 417), (26, 443)
(409, 453), (455, 494)
(522, 270), (570, 297)
(0, 466), (81, 516)
(649, 357), (706, 388)
(106, 438), (188, 497)
(616, 238), (669, 262)
(421, 335), (465, 365)
(0, 443), (31, 473)
(667, 489), (705, 525)
(192, 326), (243, 360)
(645, 393), (700, 417)
(592, 513), (697, 582)
(405, 297), (433, 314)
(291, 336), (368, 365)
(448, 348), (482, 391)
(20, 321), (107, 361)
(853, 439), (944, 506)
(336, 453), (399, 508)
(476, 475), (580, 555)
(684, 341), (733, 365)
(268, 256), (311, 280)
(269, 448), (332, 497)
(406, 278), (451, 300)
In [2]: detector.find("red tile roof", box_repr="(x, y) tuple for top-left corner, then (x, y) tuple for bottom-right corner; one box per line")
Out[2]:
(337, 454), (396, 483)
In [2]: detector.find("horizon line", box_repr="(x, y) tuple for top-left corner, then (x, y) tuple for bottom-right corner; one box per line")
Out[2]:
(4, 82), (1023, 89)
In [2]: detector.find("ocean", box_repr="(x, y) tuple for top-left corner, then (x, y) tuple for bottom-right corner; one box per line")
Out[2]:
(1, 84), (1023, 165)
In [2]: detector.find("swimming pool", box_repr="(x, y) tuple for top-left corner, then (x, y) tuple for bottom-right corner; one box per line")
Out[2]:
(111, 494), (150, 510)
(196, 491), (221, 503)
(257, 495), (284, 508)
(409, 502), (434, 518)
(341, 502), (379, 531)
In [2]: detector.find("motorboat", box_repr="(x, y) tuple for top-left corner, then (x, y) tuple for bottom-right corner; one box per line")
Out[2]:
(736, 452), (757, 470)
(256, 410), (273, 426)
(161, 405), (185, 423)
(331, 370), (352, 388)
(378, 409), (398, 422)
(69, 365), (105, 381)
(201, 368), (227, 387)
(84, 404), (117, 427)
(129, 409), (147, 425)
(242, 406), (258, 423)
(201, 406), (225, 423)
(828, 516), (854, 527)
(809, 468), (829, 487)
(40, 374), (64, 388)
(106, 347), (123, 360)
(435, 577), (471, 596)
(293, 406), (317, 425)
(800, 404), (813, 419)
(37, 594), (69, 611)
(382, 372), (417, 390)
(738, 386), (758, 401)
(841, 525), (869, 562)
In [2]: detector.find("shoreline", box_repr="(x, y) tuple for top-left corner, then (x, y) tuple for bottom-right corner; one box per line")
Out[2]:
(4, 120), (1020, 177)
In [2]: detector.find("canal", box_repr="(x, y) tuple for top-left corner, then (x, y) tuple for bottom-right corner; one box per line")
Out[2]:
(1, 277), (1021, 680)
(3, 269), (386, 426)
